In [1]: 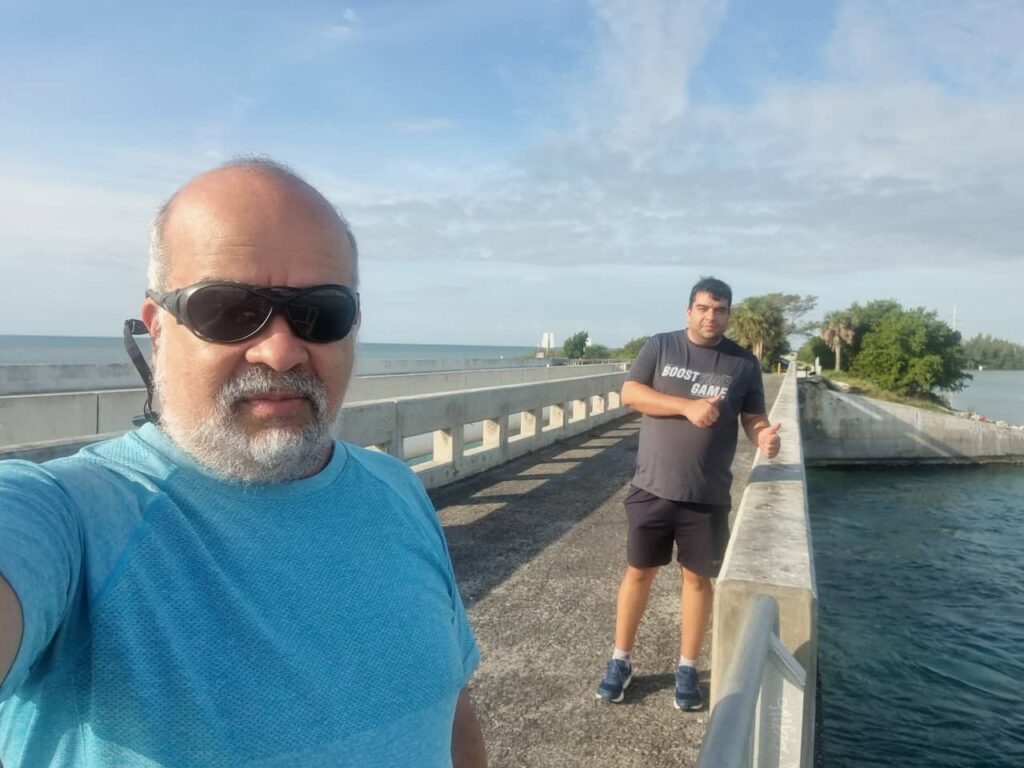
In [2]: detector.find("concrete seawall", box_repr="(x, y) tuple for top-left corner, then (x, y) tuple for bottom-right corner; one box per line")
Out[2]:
(801, 382), (1024, 465)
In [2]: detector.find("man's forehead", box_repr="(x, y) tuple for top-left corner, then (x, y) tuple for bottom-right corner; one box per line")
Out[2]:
(169, 168), (338, 227)
(692, 292), (729, 307)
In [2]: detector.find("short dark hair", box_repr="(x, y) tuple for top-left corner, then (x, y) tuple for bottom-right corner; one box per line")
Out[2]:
(688, 276), (732, 308)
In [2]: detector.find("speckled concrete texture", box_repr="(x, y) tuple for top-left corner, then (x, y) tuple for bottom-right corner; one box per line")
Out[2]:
(430, 375), (782, 768)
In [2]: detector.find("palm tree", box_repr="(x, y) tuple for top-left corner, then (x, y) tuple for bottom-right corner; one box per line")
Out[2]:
(821, 311), (855, 371)
(730, 298), (786, 365)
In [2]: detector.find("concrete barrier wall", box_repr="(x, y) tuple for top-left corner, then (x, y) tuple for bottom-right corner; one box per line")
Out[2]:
(801, 385), (1024, 464)
(336, 372), (627, 489)
(0, 356), (600, 396)
(0, 364), (627, 449)
(711, 365), (817, 767)
(0, 364), (143, 396)
(346, 363), (625, 402)
(1, 372), (629, 491)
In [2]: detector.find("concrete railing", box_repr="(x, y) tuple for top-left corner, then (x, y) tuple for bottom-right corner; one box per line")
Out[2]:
(711, 365), (817, 767)
(0, 357), (582, 396)
(1, 371), (630, 490)
(697, 596), (806, 768)
(337, 372), (628, 489)
(0, 364), (627, 451)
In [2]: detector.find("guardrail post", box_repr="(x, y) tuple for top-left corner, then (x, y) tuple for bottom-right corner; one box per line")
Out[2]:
(483, 415), (507, 451)
(608, 389), (621, 409)
(549, 403), (566, 429)
(433, 427), (463, 466)
(520, 407), (541, 438)
(571, 398), (587, 422)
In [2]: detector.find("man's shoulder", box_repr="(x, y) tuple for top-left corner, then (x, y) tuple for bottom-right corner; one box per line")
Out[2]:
(0, 431), (145, 489)
(342, 442), (427, 497)
(636, 330), (686, 357)
(649, 330), (686, 346)
(718, 337), (760, 366)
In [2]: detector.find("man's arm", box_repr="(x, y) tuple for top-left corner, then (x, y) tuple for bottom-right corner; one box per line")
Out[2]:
(741, 412), (781, 459)
(451, 687), (487, 768)
(0, 573), (23, 687)
(621, 381), (722, 428)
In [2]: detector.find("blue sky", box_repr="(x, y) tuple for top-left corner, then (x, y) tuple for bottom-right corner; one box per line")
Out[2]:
(2, 0), (1022, 347)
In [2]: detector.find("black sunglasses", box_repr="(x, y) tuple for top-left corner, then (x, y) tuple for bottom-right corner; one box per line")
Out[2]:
(146, 281), (360, 344)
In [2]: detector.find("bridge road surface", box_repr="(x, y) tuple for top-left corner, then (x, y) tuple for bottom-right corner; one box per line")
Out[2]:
(429, 375), (783, 768)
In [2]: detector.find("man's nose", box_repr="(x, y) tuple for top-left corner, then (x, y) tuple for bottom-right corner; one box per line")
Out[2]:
(244, 313), (310, 371)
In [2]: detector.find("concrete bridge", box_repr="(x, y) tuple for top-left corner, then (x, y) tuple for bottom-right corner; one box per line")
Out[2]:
(6, 360), (1021, 767)
(430, 375), (783, 768)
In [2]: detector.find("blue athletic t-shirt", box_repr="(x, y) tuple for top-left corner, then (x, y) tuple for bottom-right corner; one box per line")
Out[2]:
(0, 423), (479, 767)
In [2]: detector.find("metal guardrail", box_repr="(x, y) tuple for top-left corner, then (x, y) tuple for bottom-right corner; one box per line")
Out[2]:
(697, 596), (806, 768)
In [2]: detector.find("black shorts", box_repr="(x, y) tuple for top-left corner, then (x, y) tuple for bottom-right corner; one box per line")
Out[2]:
(624, 485), (730, 576)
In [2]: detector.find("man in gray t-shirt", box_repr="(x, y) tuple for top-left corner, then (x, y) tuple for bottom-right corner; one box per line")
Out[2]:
(596, 276), (781, 711)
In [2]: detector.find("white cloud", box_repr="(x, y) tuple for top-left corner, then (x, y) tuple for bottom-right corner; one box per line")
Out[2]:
(575, 0), (729, 166)
(328, 0), (1024, 343)
(321, 10), (360, 43)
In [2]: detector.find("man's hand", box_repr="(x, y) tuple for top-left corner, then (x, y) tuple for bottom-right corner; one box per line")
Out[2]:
(683, 395), (723, 428)
(757, 423), (781, 459)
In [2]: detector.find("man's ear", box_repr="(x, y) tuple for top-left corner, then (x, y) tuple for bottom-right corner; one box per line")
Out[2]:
(141, 300), (160, 357)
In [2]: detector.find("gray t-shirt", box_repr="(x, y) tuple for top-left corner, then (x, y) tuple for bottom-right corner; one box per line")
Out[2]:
(626, 330), (766, 505)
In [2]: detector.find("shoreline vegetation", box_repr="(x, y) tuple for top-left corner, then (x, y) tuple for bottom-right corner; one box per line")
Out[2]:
(818, 370), (955, 413)
(573, 293), (1021, 419)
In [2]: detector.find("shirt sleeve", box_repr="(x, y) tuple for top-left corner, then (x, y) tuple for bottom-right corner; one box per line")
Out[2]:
(740, 363), (767, 415)
(0, 461), (81, 700)
(625, 335), (660, 385)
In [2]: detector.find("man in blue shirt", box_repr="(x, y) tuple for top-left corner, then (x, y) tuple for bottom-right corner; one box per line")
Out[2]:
(0, 159), (487, 767)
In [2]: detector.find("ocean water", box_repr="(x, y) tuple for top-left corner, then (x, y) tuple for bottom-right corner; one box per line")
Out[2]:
(0, 335), (537, 366)
(946, 370), (1024, 425)
(808, 466), (1024, 768)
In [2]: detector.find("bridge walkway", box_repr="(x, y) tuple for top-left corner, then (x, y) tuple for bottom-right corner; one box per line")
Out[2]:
(429, 375), (783, 768)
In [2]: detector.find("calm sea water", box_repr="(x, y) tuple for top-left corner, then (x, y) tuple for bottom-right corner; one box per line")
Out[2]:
(947, 370), (1024, 425)
(808, 466), (1024, 768)
(0, 335), (536, 366)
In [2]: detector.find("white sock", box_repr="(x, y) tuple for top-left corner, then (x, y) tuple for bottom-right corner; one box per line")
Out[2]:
(679, 656), (697, 669)
(612, 648), (632, 664)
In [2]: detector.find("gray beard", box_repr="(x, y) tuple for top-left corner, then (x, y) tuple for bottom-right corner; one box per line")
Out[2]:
(154, 365), (334, 484)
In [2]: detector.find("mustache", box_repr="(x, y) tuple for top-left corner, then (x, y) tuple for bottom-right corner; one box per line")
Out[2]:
(218, 367), (328, 417)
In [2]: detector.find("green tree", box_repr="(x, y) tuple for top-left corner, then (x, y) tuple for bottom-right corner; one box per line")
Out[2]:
(845, 299), (901, 369)
(962, 334), (1024, 370)
(820, 311), (856, 371)
(617, 336), (650, 359)
(761, 293), (819, 337)
(562, 330), (589, 360)
(851, 308), (971, 396)
(797, 337), (835, 368)
(584, 343), (612, 359)
(729, 296), (788, 370)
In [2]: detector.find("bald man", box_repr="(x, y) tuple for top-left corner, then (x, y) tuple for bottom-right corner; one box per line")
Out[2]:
(0, 159), (487, 767)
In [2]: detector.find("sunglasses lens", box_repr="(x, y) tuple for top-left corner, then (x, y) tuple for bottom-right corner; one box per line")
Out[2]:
(286, 288), (358, 342)
(188, 285), (272, 342)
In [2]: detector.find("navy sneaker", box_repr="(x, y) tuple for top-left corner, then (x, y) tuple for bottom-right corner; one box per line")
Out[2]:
(596, 658), (633, 703)
(674, 664), (703, 711)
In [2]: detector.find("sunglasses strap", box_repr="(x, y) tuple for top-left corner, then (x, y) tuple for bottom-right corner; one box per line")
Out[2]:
(122, 319), (159, 425)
